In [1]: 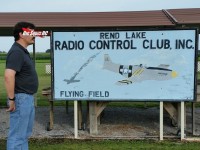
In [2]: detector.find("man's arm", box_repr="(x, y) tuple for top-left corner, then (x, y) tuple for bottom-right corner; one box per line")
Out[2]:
(4, 69), (16, 112)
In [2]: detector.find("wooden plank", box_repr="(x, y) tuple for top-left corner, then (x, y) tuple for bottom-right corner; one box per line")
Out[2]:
(163, 102), (178, 126)
(197, 85), (200, 102)
(65, 101), (69, 114)
(192, 102), (196, 135)
(88, 102), (109, 134)
(78, 101), (82, 130)
(89, 102), (98, 135)
(49, 101), (54, 130)
(96, 102), (109, 116)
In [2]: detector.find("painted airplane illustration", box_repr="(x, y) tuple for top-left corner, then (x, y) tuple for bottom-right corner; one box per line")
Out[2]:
(63, 72), (80, 84)
(103, 54), (178, 85)
(63, 52), (101, 84)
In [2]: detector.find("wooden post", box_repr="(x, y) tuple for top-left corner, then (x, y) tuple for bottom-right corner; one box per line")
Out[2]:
(163, 102), (178, 126)
(89, 101), (98, 135)
(49, 100), (54, 130)
(65, 101), (69, 114)
(32, 43), (37, 106)
(192, 102), (196, 135)
(88, 101), (109, 135)
(78, 101), (83, 130)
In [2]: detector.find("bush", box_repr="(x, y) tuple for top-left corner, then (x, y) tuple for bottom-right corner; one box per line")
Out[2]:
(0, 52), (51, 60)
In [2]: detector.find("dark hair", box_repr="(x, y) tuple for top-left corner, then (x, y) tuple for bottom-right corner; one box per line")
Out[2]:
(13, 21), (35, 41)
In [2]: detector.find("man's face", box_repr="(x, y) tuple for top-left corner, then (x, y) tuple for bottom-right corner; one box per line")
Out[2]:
(22, 28), (35, 45)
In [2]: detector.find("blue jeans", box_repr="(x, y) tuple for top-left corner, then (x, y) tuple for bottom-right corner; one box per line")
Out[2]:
(7, 93), (35, 150)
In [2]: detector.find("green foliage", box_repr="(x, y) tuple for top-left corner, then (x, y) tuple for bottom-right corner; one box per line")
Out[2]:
(1, 139), (200, 150)
(0, 57), (51, 106)
(0, 52), (51, 60)
(45, 49), (51, 53)
(30, 52), (51, 60)
(27, 139), (200, 150)
(0, 52), (7, 60)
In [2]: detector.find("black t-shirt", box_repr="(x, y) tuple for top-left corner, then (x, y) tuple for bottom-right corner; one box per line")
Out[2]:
(6, 42), (39, 94)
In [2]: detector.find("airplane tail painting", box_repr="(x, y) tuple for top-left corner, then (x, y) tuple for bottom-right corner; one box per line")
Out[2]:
(103, 54), (112, 66)
(103, 54), (120, 73)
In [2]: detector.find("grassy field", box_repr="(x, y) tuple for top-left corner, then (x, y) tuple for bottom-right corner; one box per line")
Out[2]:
(1, 139), (200, 150)
(0, 59), (52, 106)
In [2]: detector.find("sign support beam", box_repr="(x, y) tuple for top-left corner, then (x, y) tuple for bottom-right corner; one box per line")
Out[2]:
(160, 101), (163, 140)
(74, 100), (78, 138)
(181, 101), (185, 140)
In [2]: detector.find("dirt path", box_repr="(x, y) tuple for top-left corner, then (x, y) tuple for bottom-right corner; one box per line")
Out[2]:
(1, 105), (200, 140)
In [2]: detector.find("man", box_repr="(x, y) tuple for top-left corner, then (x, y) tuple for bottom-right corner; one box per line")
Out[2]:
(4, 22), (38, 150)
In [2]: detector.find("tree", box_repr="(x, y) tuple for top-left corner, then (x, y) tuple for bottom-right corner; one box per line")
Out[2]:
(45, 49), (51, 53)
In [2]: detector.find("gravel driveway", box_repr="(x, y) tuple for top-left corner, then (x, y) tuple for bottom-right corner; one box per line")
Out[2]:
(1, 105), (200, 140)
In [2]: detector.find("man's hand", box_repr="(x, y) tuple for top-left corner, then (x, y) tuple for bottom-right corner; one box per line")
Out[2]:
(6, 100), (16, 112)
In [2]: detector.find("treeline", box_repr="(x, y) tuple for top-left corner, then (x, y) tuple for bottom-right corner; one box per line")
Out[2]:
(0, 52), (51, 60)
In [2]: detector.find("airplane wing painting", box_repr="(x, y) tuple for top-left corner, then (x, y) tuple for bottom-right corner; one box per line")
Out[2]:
(103, 54), (178, 85)
(63, 52), (101, 84)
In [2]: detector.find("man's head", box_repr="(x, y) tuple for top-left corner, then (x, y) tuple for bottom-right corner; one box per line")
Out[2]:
(13, 22), (36, 48)
(13, 22), (35, 41)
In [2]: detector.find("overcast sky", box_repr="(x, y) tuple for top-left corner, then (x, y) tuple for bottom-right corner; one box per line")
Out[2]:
(0, 0), (199, 52)
(1, 0), (199, 12)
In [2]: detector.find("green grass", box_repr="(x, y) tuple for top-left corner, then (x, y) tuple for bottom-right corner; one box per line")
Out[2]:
(28, 140), (200, 150)
(0, 59), (52, 106)
(0, 60), (6, 106)
(1, 139), (200, 150)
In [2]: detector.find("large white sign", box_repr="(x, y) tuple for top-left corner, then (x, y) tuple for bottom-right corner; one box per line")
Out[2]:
(52, 29), (197, 101)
